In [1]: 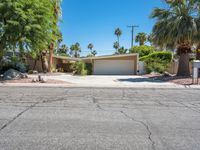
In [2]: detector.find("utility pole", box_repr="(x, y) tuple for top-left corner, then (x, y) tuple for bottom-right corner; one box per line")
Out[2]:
(127, 25), (139, 48)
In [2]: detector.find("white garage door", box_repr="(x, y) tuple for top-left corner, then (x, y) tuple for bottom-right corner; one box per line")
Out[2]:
(93, 60), (135, 75)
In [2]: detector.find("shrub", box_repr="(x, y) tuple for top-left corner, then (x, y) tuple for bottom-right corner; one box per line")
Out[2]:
(72, 61), (88, 75)
(129, 45), (156, 57)
(140, 51), (172, 73)
(85, 63), (93, 75)
(0, 56), (27, 73)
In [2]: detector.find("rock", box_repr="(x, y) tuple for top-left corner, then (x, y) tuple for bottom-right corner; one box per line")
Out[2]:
(40, 78), (47, 83)
(38, 75), (42, 81)
(163, 71), (173, 77)
(32, 78), (38, 83)
(33, 70), (38, 74)
(3, 69), (24, 80)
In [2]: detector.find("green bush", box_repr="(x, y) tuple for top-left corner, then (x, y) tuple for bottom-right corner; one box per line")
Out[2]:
(85, 63), (93, 75)
(72, 61), (88, 75)
(1, 56), (27, 73)
(140, 51), (172, 73)
(129, 45), (156, 57)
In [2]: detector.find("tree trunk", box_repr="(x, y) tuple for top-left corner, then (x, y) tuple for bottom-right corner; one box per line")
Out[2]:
(177, 53), (190, 76)
(41, 52), (48, 73)
(33, 59), (37, 70)
(196, 44), (200, 60)
(49, 43), (54, 72)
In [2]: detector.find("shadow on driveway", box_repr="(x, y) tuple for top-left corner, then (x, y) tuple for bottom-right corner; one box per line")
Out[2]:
(117, 77), (166, 83)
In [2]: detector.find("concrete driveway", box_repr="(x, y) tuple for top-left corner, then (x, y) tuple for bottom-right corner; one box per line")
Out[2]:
(0, 87), (200, 150)
(36, 74), (178, 88)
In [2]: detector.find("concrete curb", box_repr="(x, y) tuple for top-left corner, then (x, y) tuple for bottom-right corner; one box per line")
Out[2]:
(0, 83), (200, 89)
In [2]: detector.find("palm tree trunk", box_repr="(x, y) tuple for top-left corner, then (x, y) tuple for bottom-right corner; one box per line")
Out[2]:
(196, 44), (200, 60)
(177, 53), (190, 76)
(49, 42), (54, 72)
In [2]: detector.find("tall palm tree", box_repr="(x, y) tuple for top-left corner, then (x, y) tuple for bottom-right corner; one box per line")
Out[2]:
(88, 43), (94, 51)
(49, 0), (62, 72)
(151, 0), (199, 76)
(113, 42), (120, 51)
(114, 28), (122, 45)
(135, 32), (148, 46)
(87, 43), (97, 56)
(70, 43), (81, 58)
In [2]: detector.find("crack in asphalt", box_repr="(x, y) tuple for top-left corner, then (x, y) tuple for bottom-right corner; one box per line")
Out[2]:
(0, 101), (40, 133)
(175, 101), (200, 114)
(120, 111), (156, 150)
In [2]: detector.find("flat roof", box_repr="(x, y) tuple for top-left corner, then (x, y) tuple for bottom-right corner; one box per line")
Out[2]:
(53, 53), (138, 61)
(82, 53), (138, 60)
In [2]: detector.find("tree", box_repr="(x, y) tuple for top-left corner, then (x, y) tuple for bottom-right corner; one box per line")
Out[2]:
(135, 32), (148, 46)
(0, 0), (54, 71)
(88, 43), (94, 51)
(115, 47), (128, 55)
(49, 0), (62, 72)
(70, 42), (81, 58)
(151, 0), (199, 76)
(57, 44), (69, 56)
(114, 28), (122, 46)
(87, 43), (97, 56)
(113, 42), (120, 51)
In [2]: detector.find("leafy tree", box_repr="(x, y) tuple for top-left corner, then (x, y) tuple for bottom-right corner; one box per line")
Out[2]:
(151, 0), (199, 76)
(115, 47), (128, 55)
(135, 32), (148, 46)
(129, 46), (156, 57)
(70, 42), (81, 58)
(114, 28), (122, 45)
(113, 42), (120, 51)
(0, 0), (53, 67)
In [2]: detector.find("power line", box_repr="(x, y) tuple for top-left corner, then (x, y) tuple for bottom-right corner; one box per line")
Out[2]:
(127, 25), (139, 48)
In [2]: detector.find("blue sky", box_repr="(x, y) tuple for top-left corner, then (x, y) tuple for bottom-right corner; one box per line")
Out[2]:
(60, 0), (164, 56)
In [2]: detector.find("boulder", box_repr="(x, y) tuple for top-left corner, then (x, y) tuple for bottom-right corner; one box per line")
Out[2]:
(3, 69), (24, 80)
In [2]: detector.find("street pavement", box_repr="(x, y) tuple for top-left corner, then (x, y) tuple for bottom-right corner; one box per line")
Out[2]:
(0, 87), (200, 150)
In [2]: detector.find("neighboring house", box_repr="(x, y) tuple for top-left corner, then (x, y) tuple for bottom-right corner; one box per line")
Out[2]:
(53, 53), (139, 75)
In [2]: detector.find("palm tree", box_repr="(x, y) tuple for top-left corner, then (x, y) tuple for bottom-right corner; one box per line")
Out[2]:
(151, 0), (199, 76)
(114, 28), (122, 45)
(135, 32), (148, 46)
(87, 43), (97, 56)
(70, 43), (81, 58)
(88, 43), (94, 51)
(115, 47), (127, 55)
(113, 42), (120, 51)
(58, 44), (68, 55)
(49, 0), (62, 72)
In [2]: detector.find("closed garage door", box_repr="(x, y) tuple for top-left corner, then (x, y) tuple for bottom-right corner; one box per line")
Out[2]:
(93, 60), (135, 75)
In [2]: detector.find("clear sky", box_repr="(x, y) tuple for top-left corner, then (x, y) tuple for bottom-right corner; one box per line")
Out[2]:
(60, 0), (164, 56)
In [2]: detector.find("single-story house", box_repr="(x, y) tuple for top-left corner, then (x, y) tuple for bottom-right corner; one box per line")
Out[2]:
(53, 53), (139, 75)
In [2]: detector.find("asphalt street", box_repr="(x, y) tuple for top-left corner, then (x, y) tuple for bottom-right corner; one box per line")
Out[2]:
(0, 87), (200, 150)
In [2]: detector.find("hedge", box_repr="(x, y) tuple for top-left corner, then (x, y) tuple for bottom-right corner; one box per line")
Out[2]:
(139, 51), (173, 73)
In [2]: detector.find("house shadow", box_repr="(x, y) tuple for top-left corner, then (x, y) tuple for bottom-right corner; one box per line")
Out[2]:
(117, 77), (166, 83)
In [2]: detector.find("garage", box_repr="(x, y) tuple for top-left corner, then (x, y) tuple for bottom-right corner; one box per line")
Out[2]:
(89, 54), (138, 75)
(93, 60), (135, 75)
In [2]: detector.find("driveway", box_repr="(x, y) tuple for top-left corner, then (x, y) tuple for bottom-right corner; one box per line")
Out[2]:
(0, 87), (200, 150)
(34, 73), (179, 88)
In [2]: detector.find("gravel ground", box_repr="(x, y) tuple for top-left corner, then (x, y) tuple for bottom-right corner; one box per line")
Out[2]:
(147, 75), (200, 85)
(0, 77), (70, 84)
